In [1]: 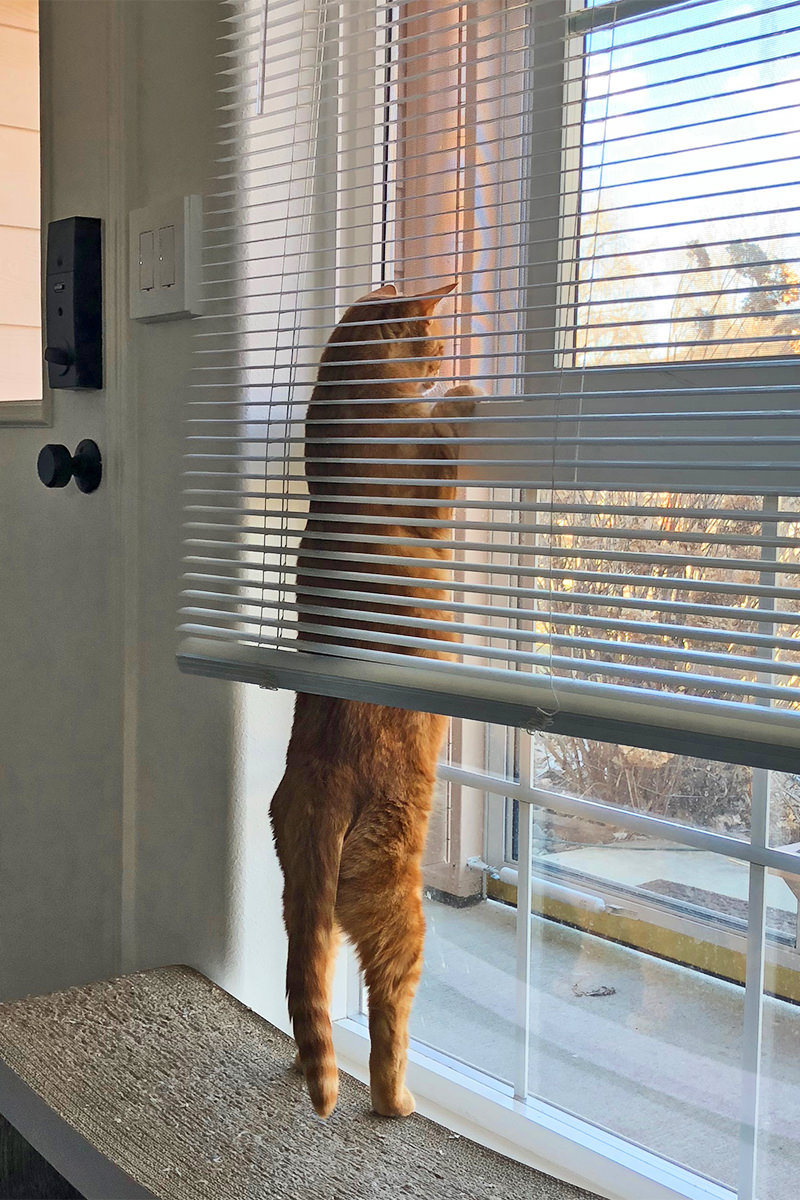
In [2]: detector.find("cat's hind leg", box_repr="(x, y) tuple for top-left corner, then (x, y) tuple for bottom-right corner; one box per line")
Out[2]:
(336, 811), (427, 1117)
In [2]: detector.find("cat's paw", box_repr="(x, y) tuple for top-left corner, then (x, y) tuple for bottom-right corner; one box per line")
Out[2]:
(371, 1085), (416, 1118)
(435, 383), (484, 428)
(443, 382), (485, 398)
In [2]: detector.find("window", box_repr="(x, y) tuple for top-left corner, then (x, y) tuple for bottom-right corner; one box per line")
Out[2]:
(186, 2), (800, 1196)
(0, 0), (42, 409)
(569, 0), (800, 368)
(418, 725), (800, 1198)
(186, 0), (800, 768)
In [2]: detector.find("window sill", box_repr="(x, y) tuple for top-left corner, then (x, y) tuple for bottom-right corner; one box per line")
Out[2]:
(332, 1016), (734, 1200)
(0, 397), (51, 427)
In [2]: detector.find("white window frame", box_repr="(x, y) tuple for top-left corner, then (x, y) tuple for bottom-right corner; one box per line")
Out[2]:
(484, 0), (800, 496)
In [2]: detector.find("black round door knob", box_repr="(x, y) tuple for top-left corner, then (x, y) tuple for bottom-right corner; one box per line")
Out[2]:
(37, 443), (72, 487)
(37, 440), (102, 494)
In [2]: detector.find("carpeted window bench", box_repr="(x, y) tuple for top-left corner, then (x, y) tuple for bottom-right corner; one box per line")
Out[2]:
(0, 967), (601, 1200)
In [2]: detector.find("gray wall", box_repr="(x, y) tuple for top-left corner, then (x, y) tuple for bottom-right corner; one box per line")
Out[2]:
(0, 0), (292, 1028)
(122, 0), (237, 984)
(1, 0), (124, 1001)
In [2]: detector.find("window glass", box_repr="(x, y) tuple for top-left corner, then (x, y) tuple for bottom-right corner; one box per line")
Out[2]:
(417, 714), (800, 1190)
(417, 763), (750, 1188)
(761, 898), (800, 1200)
(572, 0), (800, 365)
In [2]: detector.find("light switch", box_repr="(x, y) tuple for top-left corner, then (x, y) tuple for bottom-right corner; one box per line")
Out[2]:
(158, 225), (175, 288)
(129, 195), (202, 321)
(139, 230), (155, 291)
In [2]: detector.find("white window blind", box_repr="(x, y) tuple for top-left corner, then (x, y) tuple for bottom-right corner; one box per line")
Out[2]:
(180, 0), (800, 771)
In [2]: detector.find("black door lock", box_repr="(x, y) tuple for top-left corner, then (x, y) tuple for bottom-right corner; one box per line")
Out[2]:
(37, 440), (102, 494)
(44, 216), (103, 390)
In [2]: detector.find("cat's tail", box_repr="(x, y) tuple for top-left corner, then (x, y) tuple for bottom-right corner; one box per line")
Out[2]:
(271, 773), (344, 1118)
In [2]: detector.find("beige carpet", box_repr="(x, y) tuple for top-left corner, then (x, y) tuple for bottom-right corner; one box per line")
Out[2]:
(0, 967), (602, 1200)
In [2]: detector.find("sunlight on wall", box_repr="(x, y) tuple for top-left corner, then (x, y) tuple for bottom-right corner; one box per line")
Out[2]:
(0, 0), (41, 402)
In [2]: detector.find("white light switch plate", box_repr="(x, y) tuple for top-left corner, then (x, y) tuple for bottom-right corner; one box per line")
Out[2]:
(129, 194), (202, 321)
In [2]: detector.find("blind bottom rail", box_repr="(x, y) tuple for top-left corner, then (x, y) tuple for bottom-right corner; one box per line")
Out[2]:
(177, 636), (800, 772)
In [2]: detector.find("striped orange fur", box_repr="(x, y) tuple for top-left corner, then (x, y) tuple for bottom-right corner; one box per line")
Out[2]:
(270, 283), (481, 1118)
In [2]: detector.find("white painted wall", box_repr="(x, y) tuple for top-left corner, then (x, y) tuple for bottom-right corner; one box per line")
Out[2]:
(125, 0), (291, 1029)
(0, 0), (292, 1032)
(0, 0), (123, 1001)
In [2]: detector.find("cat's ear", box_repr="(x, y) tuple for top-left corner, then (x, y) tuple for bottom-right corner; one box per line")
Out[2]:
(414, 281), (457, 316)
(360, 283), (398, 302)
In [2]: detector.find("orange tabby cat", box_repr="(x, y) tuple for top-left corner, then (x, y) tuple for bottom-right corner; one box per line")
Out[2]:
(270, 281), (481, 1119)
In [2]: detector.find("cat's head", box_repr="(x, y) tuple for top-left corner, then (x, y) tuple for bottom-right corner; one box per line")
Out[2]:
(324, 281), (456, 386)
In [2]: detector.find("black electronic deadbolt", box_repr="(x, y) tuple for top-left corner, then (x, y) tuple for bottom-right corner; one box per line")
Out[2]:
(44, 216), (102, 390)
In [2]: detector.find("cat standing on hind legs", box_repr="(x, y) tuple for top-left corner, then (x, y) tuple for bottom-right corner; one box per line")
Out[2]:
(269, 280), (483, 1118)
